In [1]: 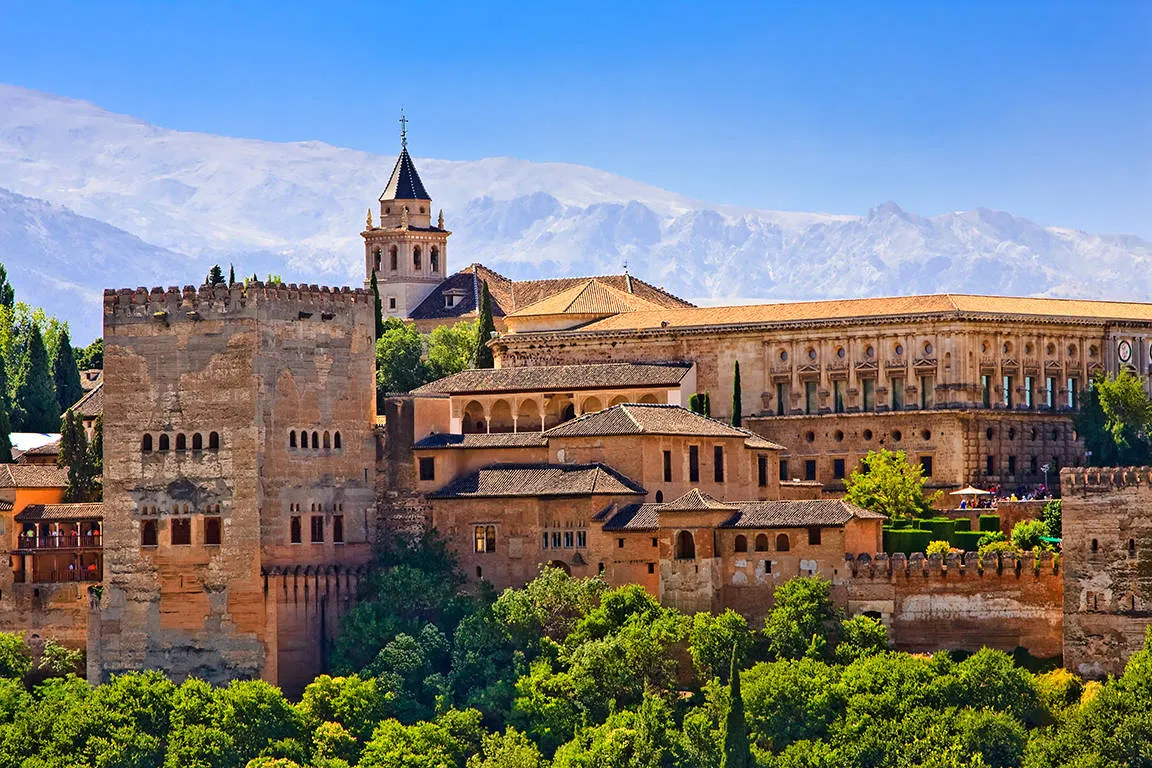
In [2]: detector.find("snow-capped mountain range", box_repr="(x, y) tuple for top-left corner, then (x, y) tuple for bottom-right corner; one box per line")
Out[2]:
(1, 83), (1149, 342)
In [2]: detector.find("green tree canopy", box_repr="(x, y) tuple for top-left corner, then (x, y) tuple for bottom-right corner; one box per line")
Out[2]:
(12, 323), (59, 432)
(51, 327), (84, 414)
(376, 319), (428, 394)
(844, 448), (940, 519)
(474, 281), (497, 369)
(427, 320), (478, 379)
(1075, 371), (1152, 465)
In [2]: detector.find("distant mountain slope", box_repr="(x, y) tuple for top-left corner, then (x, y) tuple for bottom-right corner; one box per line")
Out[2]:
(0, 83), (1150, 340)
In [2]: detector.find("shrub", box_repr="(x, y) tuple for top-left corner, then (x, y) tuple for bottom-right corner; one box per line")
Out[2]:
(1011, 519), (1050, 551)
(979, 540), (1020, 558)
(926, 540), (951, 558)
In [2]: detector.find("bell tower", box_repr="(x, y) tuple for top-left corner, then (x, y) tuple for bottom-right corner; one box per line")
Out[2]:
(362, 111), (450, 318)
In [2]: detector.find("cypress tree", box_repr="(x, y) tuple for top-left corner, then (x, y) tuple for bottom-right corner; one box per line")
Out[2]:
(731, 361), (742, 427)
(207, 265), (225, 286)
(51, 328), (84, 414)
(370, 271), (384, 339)
(474, 280), (496, 369)
(13, 325), (58, 432)
(58, 411), (94, 503)
(0, 263), (14, 308)
(228, 263), (236, 286)
(88, 416), (103, 501)
(689, 393), (702, 415)
(701, 392), (712, 417)
(720, 646), (752, 768)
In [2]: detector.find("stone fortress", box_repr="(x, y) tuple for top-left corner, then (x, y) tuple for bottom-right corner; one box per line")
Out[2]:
(1, 129), (1149, 694)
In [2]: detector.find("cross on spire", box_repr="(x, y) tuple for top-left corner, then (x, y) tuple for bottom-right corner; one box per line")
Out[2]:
(399, 109), (408, 150)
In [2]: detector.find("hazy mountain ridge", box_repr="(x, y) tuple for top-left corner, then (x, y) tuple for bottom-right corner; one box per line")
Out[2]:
(1, 83), (1150, 340)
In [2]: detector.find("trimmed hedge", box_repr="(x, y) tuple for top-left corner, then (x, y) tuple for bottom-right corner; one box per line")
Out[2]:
(951, 530), (987, 552)
(979, 514), (1001, 532)
(952, 517), (972, 532)
(889, 519), (913, 530)
(886, 528), (933, 555)
(922, 518), (956, 541)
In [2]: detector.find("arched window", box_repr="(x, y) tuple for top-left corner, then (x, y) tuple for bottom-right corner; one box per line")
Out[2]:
(413, 246), (422, 270)
(323, 431), (331, 450)
(298, 430), (307, 449)
(312, 431), (319, 450)
(675, 530), (696, 560)
(175, 434), (186, 451)
(209, 432), (220, 450)
(373, 247), (381, 272)
(140, 520), (158, 547)
(430, 246), (440, 273)
(655, 490), (663, 502)
(561, 403), (575, 422)
(755, 534), (769, 552)
(142, 434), (153, 452)
(1091, 538), (1099, 553)
(333, 431), (341, 449)
(389, 246), (398, 271)
(776, 534), (790, 552)
(158, 434), (170, 452)
(734, 535), (748, 553)
(290, 431), (297, 448)
(192, 433), (203, 451)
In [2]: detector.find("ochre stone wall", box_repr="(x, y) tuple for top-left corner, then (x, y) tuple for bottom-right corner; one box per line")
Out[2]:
(1061, 467), (1152, 678)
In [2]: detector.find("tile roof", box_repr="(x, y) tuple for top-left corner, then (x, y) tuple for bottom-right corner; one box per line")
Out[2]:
(721, 499), (887, 528)
(380, 148), (430, 200)
(544, 403), (785, 449)
(659, 488), (739, 512)
(408, 264), (692, 322)
(563, 294), (1152, 334)
(428, 462), (645, 499)
(0, 500), (12, 512)
(0, 465), (68, 489)
(506, 279), (668, 318)
(413, 432), (549, 449)
(15, 503), (103, 522)
(412, 362), (693, 395)
(601, 496), (883, 531)
(70, 383), (103, 418)
(20, 440), (60, 456)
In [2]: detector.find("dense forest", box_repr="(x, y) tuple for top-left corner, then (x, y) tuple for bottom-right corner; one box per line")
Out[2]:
(3, 535), (1149, 768)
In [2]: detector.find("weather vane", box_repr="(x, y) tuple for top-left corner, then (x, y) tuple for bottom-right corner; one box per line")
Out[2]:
(399, 109), (408, 150)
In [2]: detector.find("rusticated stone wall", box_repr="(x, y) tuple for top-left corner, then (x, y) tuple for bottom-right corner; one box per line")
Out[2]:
(1062, 467), (1152, 678)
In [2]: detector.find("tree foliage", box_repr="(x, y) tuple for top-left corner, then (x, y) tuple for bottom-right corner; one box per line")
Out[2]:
(12, 323), (59, 432)
(731, 361), (742, 427)
(474, 281), (496, 370)
(58, 410), (98, 502)
(845, 448), (941, 519)
(50, 327), (84, 414)
(1076, 371), (1152, 465)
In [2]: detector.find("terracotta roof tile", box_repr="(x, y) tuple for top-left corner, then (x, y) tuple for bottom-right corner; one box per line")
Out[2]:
(659, 488), (739, 512)
(15, 503), (103, 522)
(0, 465), (68, 489)
(428, 462), (645, 499)
(70, 383), (103, 418)
(602, 503), (662, 531)
(413, 432), (549, 449)
(507, 279), (668, 318)
(545, 404), (783, 449)
(721, 499), (886, 528)
(21, 440), (60, 456)
(412, 362), (693, 395)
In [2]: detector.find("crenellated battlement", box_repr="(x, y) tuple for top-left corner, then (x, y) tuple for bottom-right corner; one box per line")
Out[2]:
(1061, 466), (1152, 491)
(103, 281), (370, 321)
(844, 550), (1059, 579)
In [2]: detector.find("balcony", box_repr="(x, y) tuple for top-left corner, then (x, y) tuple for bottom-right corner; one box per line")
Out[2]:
(16, 534), (102, 551)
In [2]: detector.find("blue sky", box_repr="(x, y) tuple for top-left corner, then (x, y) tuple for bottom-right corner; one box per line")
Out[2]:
(2, 0), (1148, 236)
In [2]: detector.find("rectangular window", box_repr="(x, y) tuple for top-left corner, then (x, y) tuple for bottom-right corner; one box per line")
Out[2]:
(1003, 375), (1013, 408)
(563, 531), (574, 548)
(982, 375), (992, 408)
(551, 531), (561, 548)
(920, 455), (933, 477)
(1008, 455), (1017, 477)
(779, 459), (789, 482)
(776, 382), (790, 416)
(541, 533), (549, 549)
(758, 456), (768, 487)
(290, 516), (301, 544)
(474, 525), (496, 553)
(833, 458), (846, 479)
(804, 459), (817, 481)
(1029, 455), (1038, 475)
(689, 446), (700, 482)
(714, 446), (725, 482)
(1068, 377), (1078, 409)
(663, 450), (672, 482)
(805, 381), (818, 414)
(763, 560), (772, 574)
(833, 380), (846, 413)
(1046, 377), (1056, 409)
(576, 530), (586, 548)
(647, 562), (655, 574)
(891, 377), (905, 410)
(141, 519), (158, 547)
(652, 537), (658, 547)
(204, 516), (222, 546)
(171, 518), (191, 546)
(333, 515), (344, 544)
(388, 297), (396, 310)
(418, 457), (435, 481)
(617, 538), (625, 549)
(920, 375), (934, 409)
(808, 527), (822, 545)
(986, 455), (996, 476)
(1024, 376), (1034, 408)
(863, 379), (875, 412)
(311, 516), (324, 543)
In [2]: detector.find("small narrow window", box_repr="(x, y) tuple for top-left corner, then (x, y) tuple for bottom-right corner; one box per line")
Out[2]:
(1128, 538), (1136, 557)
(171, 519), (191, 546)
(833, 458), (846, 480)
(551, 532), (561, 548)
(175, 434), (186, 451)
(192, 433), (203, 451)
(758, 456), (768, 487)
(430, 246), (440, 273)
(141, 520), (158, 547)
(310, 516), (324, 543)
(204, 517), (221, 546)
(734, 535), (748, 553)
(311, 431), (319, 450)
(476, 566), (483, 579)
(290, 431), (297, 448)
(776, 533), (790, 552)
(655, 490), (664, 502)
(158, 434), (169, 451)
(413, 246), (422, 270)
(475, 526), (488, 553)
(290, 516), (301, 544)
(323, 431), (331, 450)
(808, 527), (821, 546)
(779, 459), (789, 482)
(418, 457), (435, 481)
(486, 525), (497, 553)
(542, 533), (549, 549)
(333, 515), (344, 544)
(389, 246), (398, 271)
(763, 560), (772, 574)
(1090, 538), (1098, 553)
(334, 431), (341, 449)
(647, 563), (655, 574)
(714, 446), (725, 482)
(689, 446), (700, 483)
(804, 459), (817, 481)
(142, 434), (153, 452)
(576, 530), (586, 548)
(563, 531), (574, 548)
(209, 432), (219, 450)
(663, 450), (672, 482)
(920, 455), (933, 477)
(617, 538), (625, 549)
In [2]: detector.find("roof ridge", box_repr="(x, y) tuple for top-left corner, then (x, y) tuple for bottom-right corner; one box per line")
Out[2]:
(619, 403), (645, 431)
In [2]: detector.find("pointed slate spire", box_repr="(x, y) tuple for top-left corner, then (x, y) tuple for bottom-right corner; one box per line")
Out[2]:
(380, 110), (430, 201)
